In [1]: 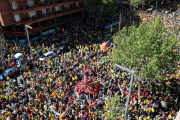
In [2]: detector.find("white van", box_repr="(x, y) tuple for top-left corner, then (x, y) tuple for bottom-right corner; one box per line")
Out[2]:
(39, 51), (54, 61)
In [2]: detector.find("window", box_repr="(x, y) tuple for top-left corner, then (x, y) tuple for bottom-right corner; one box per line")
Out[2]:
(59, 6), (62, 11)
(26, 0), (35, 7)
(76, 2), (79, 7)
(11, 2), (18, 10)
(28, 11), (37, 19)
(50, 8), (52, 13)
(14, 15), (20, 22)
(55, 6), (62, 12)
(42, 9), (46, 14)
(64, 5), (70, 10)
(55, 7), (59, 11)
(40, 0), (45, 4)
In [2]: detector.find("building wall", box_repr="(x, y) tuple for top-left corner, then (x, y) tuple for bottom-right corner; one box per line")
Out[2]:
(3, 16), (81, 41)
(0, 0), (84, 26)
(0, 0), (14, 26)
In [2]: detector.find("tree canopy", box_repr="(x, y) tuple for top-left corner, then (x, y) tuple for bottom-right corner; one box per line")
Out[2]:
(129, 0), (146, 6)
(112, 16), (180, 81)
(103, 95), (124, 120)
(83, 0), (119, 13)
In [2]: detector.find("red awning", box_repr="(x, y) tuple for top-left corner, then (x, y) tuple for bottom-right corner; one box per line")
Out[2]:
(1, 27), (40, 34)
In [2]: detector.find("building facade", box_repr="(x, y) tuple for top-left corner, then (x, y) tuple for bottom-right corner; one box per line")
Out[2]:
(0, 0), (84, 43)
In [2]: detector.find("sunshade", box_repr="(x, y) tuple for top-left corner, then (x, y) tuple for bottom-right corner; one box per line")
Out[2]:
(15, 53), (23, 58)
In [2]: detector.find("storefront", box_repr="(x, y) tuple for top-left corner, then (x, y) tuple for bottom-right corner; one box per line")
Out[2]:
(1, 27), (41, 44)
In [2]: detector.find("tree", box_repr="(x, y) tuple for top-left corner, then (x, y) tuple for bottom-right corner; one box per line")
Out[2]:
(103, 95), (124, 120)
(83, 0), (119, 29)
(101, 0), (120, 13)
(129, 0), (146, 7)
(112, 15), (180, 81)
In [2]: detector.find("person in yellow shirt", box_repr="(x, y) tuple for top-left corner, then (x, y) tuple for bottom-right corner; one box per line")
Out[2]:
(0, 115), (5, 120)
(143, 116), (147, 120)
(168, 114), (173, 120)
(151, 107), (155, 113)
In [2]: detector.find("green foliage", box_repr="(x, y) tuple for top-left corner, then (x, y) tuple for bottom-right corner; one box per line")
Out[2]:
(112, 16), (180, 81)
(129, 0), (146, 6)
(102, 0), (119, 13)
(83, 0), (103, 10)
(103, 95), (124, 120)
(83, 0), (119, 13)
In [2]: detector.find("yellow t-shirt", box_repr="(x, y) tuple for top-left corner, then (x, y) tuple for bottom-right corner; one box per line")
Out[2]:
(143, 117), (147, 120)
(0, 115), (5, 120)
(151, 108), (155, 113)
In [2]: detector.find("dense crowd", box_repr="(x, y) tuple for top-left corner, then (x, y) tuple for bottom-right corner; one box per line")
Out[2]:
(0, 1), (180, 120)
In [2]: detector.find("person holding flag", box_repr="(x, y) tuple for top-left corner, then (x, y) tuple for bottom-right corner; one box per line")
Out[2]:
(100, 41), (111, 52)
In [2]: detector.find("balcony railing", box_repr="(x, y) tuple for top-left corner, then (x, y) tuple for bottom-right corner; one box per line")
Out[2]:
(21, 7), (82, 22)
(20, 4), (38, 10)
(22, 12), (54, 21)
(11, 7), (18, 10)
(20, 0), (79, 10)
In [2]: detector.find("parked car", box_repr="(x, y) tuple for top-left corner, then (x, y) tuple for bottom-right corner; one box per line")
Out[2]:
(55, 44), (69, 55)
(39, 51), (55, 61)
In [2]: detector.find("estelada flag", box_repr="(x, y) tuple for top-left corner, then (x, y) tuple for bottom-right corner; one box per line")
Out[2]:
(100, 43), (107, 51)
(76, 38), (78, 43)
(161, 0), (164, 4)
(27, 89), (31, 94)
(74, 54), (77, 60)
(52, 90), (58, 97)
(60, 111), (68, 118)
(61, 55), (63, 63)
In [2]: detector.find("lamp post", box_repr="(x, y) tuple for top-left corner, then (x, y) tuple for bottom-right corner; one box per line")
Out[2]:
(118, 13), (122, 33)
(115, 64), (135, 119)
(155, 1), (158, 10)
(25, 25), (32, 53)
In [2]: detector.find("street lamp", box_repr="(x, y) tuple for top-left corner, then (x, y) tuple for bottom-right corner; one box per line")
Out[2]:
(25, 24), (32, 53)
(118, 13), (122, 33)
(115, 64), (134, 119)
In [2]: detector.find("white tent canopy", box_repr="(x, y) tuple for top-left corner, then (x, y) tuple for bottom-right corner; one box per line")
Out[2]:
(15, 53), (23, 59)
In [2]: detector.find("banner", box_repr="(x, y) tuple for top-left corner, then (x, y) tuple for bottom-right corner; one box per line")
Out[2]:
(1, 27), (40, 34)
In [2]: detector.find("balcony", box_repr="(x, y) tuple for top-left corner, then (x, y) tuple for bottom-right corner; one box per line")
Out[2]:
(20, 0), (82, 13)
(15, 7), (84, 25)
(22, 12), (54, 21)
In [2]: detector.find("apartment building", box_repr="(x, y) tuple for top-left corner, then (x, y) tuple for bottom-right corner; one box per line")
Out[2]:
(0, 0), (84, 43)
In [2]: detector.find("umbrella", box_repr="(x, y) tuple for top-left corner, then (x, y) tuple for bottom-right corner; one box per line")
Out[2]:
(14, 53), (23, 59)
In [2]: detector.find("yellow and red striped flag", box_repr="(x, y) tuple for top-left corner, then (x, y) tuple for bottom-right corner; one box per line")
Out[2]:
(52, 90), (58, 97)
(61, 55), (63, 63)
(100, 42), (108, 52)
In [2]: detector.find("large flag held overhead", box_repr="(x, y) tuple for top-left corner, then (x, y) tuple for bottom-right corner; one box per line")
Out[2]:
(61, 55), (63, 63)
(101, 43), (108, 51)
(60, 111), (68, 118)
(100, 41), (111, 51)
(52, 90), (58, 97)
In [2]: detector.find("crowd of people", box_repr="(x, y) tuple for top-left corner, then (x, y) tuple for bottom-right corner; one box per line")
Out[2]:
(0, 1), (180, 120)
(137, 0), (180, 35)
